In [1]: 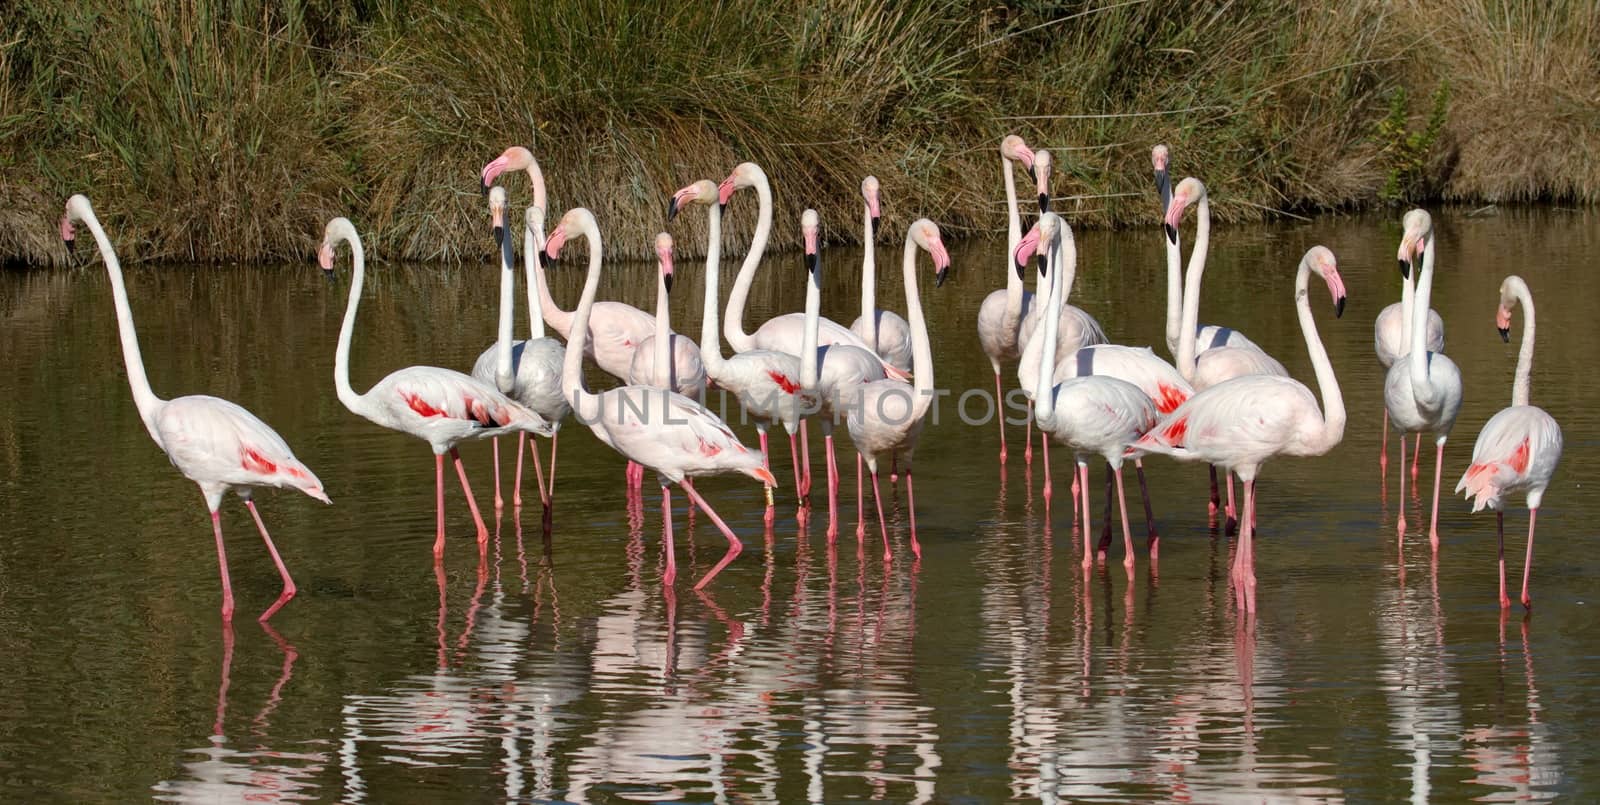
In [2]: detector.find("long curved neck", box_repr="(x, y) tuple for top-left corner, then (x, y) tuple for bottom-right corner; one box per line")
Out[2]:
(1408, 234), (1437, 390)
(699, 203), (727, 376)
(1175, 224), (1208, 380)
(1035, 235), (1066, 422)
(494, 231), (516, 392)
(1397, 260), (1416, 349)
(334, 230), (368, 414)
(561, 224), (603, 421)
(524, 209), (547, 341)
(903, 237), (934, 418)
(1295, 262), (1345, 452)
(860, 202), (877, 349)
(1002, 158), (1026, 322)
(532, 211), (573, 337)
(724, 175), (772, 353)
(1184, 194), (1211, 315)
(1164, 226), (1184, 356)
(84, 207), (163, 435)
(1512, 282), (1536, 407)
(802, 256), (821, 388)
(652, 266), (673, 389)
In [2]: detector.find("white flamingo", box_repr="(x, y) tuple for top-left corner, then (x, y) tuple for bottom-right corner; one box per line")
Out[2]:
(670, 179), (808, 515)
(1136, 246), (1348, 613)
(1029, 213), (1159, 574)
(472, 187), (568, 512)
(1153, 149), (1262, 357)
(846, 218), (950, 561)
(849, 175), (913, 374)
(1375, 215), (1446, 478)
(976, 134), (1043, 463)
(61, 194), (329, 623)
(627, 233), (707, 399)
(1385, 209), (1463, 550)
(320, 218), (552, 558)
(1456, 275), (1562, 610)
(545, 207), (775, 589)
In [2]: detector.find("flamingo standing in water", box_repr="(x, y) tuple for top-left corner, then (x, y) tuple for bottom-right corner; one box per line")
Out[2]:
(1027, 213), (1158, 574)
(62, 194), (329, 622)
(320, 218), (553, 558)
(1137, 246), (1348, 613)
(1375, 209), (1445, 478)
(1384, 210), (1463, 550)
(472, 187), (568, 512)
(669, 180), (807, 518)
(620, 233), (709, 488)
(978, 135), (1045, 463)
(846, 218), (950, 562)
(1456, 276), (1562, 610)
(545, 207), (775, 589)
(849, 176), (913, 375)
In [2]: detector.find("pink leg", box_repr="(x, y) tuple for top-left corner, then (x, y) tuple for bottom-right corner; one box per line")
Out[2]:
(685, 480), (743, 590)
(1397, 435), (1408, 538)
(451, 447), (490, 550)
(1135, 459), (1159, 555)
(661, 484), (677, 586)
(856, 453), (867, 541)
(210, 508), (235, 622)
(801, 420), (813, 496)
(492, 437), (505, 510)
(994, 371), (1008, 464)
(1208, 465), (1221, 523)
(1243, 479), (1258, 612)
(758, 428), (776, 522)
(1411, 433), (1421, 479)
(546, 432), (560, 507)
(1380, 409), (1390, 477)
(1497, 511), (1510, 609)
(1024, 400), (1034, 465)
(890, 452), (899, 485)
(1042, 429), (1053, 501)
(1225, 473), (1237, 535)
(789, 432), (804, 503)
(434, 454), (447, 558)
(825, 433), (840, 540)
(871, 468), (891, 562)
(905, 469), (921, 560)
(1429, 439), (1445, 551)
(512, 433), (526, 509)
(1521, 509), (1537, 610)
(245, 500), (296, 622)
(1098, 463), (1115, 559)
(1079, 463), (1092, 569)
(528, 435), (547, 507)
(1115, 466), (1135, 575)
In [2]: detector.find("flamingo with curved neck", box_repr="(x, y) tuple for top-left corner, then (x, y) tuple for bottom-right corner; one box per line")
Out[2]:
(849, 176), (912, 374)
(321, 218), (553, 559)
(61, 194), (328, 623)
(1374, 219), (1445, 478)
(547, 207), (775, 590)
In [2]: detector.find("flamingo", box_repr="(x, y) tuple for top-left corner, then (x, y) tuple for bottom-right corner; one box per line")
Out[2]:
(1384, 209), (1463, 550)
(846, 218), (950, 561)
(1374, 214), (1446, 478)
(1456, 275), (1562, 610)
(61, 194), (329, 622)
(1153, 148), (1262, 357)
(977, 134), (1044, 463)
(319, 218), (553, 558)
(670, 180), (808, 515)
(545, 207), (775, 589)
(1136, 246), (1348, 613)
(849, 176), (913, 374)
(1028, 213), (1159, 574)
(472, 187), (569, 512)
(620, 232), (710, 488)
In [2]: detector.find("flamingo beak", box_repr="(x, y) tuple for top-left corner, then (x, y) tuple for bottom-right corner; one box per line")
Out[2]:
(59, 214), (75, 255)
(803, 227), (820, 274)
(543, 224), (568, 264)
(1016, 145), (1036, 182)
(1014, 225), (1040, 280)
(1335, 296), (1346, 318)
(1325, 267), (1348, 317)
(929, 238), (952, 287)
(317, 242), (335, 281)
(499, 222), (517, 269)
(717, 174), (737, 209)
(667, 196), (681, 222)
(1038, 193), (1050, 214)
(1497, 306), (1512, 341)
(1155, 168), (1172, 221)
(480, 154), (510, 196)
(1164, 195), (1187, 234)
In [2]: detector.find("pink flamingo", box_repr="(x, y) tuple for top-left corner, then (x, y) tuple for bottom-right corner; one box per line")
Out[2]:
(977, 134), (1043, 463)
(849, 176), (913, 374)
(620, 232), (708, 488)
(1028, 213), (1159, 574)
(1136, 246), (1348, 613)
(319, 218), (553, 558)
(1384, 210), (1463, 550)
(846, 218), (950, 561)
(670, 180), (806, 517)
(545, 207), (776, 589)
(472, 187), (569, 512)
(1457, 275), (1562, 610)
(1374, 207), (1445, 478)
(62, 194), (329, 622)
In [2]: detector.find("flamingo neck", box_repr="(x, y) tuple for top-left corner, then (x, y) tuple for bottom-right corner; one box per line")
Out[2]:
(1164, 222), (1184, 357)
(860, 202), (877, 350)
(1397, 259), (1416, 351)
(802, 252), (821, 389)
(523, 208), (547, 341)
(561, 220), (603, 422)
(334, 227), (367, 416)
(652, 262), (673, 390)
(1295, 258), (1345, 453)
(1511, 278), (1536, 407)
(1184, 194), (1211, 322)
(1408, 234), (1437, 392)
(724, 173), (772, 354)
(698, 203), (727, 377)
(1002, 158), (1026, 328)
(1035, 231), (1066, 424)
(525, 163), (547, 222)
(532, 208), (573, 339)
(1175, 216), (1208, 380)
(83, 205), (164, 437)
(902, 234), (934, 417)
(494, 225), (517, 393)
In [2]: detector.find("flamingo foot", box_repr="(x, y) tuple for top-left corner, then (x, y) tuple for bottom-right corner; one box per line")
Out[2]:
(1522, 594), (1533, 611)
(1500, 595), (1513, 610)
(259, 589), (295, 623)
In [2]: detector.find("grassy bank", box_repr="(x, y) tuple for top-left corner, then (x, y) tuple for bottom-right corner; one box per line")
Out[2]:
(2, 0), (1596, 265)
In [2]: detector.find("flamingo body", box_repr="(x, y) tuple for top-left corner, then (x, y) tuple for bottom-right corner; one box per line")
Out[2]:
(156, 396), (329, 502)
(1051, 344), (1192, 414)
(1457, 406), (1562, 512)
(355, 366), (552, 453)
(471, 338), (570, 428)
(850, 310), (913, 374)
(1383, 353), (1463, 438)
(627, 333), (708, 397)
(1191, 345), (1288, 392)
(1375, 303), (1445, 368)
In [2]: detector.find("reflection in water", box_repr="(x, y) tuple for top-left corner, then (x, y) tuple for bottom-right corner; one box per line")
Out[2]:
(1380, 551), (1461, 804)
(1464, 613), (1559, 801)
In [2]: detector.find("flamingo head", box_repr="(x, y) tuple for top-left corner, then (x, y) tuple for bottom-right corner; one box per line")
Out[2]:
(480, 146), (534, 195)
(1304, 245), (1345, 318)
(1001, 134), (1036, 181)
(910, 218), (951, 287)
(59, 195), (89, 255)
(1151, 144), (1173, 221)
(488, 185), (509, 247)
(1151, 144), (1170, 173)
(861, 176), (881, 240)
(317, 217), (356, 281)
(801, 209), (821, 275)
(1033, 149), (1053, 213)
(1164, 176), (1206, 242)
(1397, 208), (1432, 280)
(545, 208), (592, 263)
(655, 232), (674, 293)
(718, 162), (764, 210)
(1496, 276), (1522, 342)
(1014, 221), (1043, 280)
(668, 179), (717, 221)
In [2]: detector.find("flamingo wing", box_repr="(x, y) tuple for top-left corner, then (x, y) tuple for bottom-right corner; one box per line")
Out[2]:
(157, 395), (329, 501)
(380, 367), (551, 436)
(1456, 405), (1563, 511)
(1136, 376), (1318, 465)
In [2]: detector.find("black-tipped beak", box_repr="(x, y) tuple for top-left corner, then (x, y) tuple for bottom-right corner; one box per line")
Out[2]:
(1155, 168), (1172, 212)
(1164, 224), (1177, 245)
(935, 266), (950, 288)
(1499, 327), (1511, 343)
(322, 267), (336, 283)
(499, 226), (516, 268)
(480, 179), (489, 197)
(663, 273), (674, 293)
(869, 215), (879, 241)
(64, 237), (75, 254)
(667, 197), (680, 222)
(805, 250), (820, 274)
(539, 250), (553, 268)
(718, 202), (727, 216)
(1014, 258), (1026, 280)
(492, 225), (505, 248)
(1398, 258), (1411, 280)
(1334, 296), (1346, 318)
(1038, 193), (1050, 213)
(1025, 164), (1036, 183)
(1037, 256), (1047, 277)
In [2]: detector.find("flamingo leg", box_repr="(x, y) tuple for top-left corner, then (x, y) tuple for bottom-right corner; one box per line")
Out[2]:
(789, 432), (805, 507)
(1411, 433), (1421, 479)
(434, 454), (447, 558)
(1497, 510), (1510, 609)
(528, 434), (547, 507)
(210, 508), (235, 622)
(1225, 473), (1238, 536)
(1136, 459), (1159, 555)
(661, 482), (677, 586)
(546, 432), (560, 508)
(1238, 478), (1258, 613)
(856, 453), (866, 541)
(245, 500), (296, 622)
(492, 437), (505, 510)
(1098, 463), (1114, 560)
(685, 480), (743, 590)
(1024, 400), (1034, 465)
(890, 452), (899, 485)
(451, 447), (490, 551)
(1042, 428), (1053, 501)
(1380, 409), (1390, 477)
(871, 468), (891, 562)
(801, 419), (813, 497)
(1429, 438), (1445, 551)
(1208, 465), (1221, 523)
(1078, 462), (1092, 569)
(1115, 465), (1135, 575)
(1521, 509), (1537, 610)
(825, 432), (839, 541)
(994, 370), (1008, 464)
(905, 468), (921, 560)
(1397, 435), (1408, 539)
(758, 426), (775, 517)
(512, 433), (526, 509)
